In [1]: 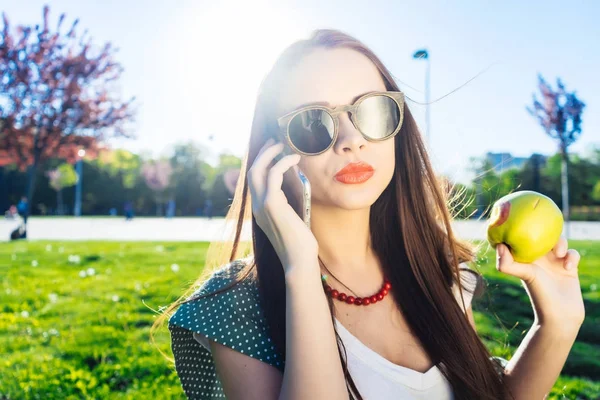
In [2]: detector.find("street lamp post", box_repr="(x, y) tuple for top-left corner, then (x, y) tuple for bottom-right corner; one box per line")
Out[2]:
(74, 149), (86, 217)
(412, 49), (431, 146)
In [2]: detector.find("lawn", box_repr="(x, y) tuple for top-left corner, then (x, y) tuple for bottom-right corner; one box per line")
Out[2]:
(0, 240), (598, 399)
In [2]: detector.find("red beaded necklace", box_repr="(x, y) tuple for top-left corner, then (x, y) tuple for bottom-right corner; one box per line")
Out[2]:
(319, 257), (391, 306)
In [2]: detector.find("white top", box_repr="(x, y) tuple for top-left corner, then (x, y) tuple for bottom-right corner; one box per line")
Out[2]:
(334, 267), (478, 400)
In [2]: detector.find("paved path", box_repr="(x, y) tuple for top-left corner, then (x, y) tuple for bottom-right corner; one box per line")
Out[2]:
(1, 217), (599, 242)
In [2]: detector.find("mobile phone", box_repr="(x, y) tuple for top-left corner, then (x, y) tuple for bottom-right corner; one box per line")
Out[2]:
(274, 144), (311, 228)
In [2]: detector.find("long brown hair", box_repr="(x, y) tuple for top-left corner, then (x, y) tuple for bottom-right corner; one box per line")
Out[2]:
(153, 28), (510, 400)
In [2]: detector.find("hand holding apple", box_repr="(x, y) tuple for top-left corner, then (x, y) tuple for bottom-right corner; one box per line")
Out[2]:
(487, 191), (564, 264)
(487, 191), (584, 329)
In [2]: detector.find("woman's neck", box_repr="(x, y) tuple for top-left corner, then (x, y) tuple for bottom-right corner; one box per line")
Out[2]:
(310, 204), (382, 280)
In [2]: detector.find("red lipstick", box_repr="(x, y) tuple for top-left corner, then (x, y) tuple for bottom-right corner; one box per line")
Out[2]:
(334, 161), (375, 184)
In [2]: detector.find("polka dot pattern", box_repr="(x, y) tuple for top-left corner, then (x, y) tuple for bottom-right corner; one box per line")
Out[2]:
(169, 259), (283, 399)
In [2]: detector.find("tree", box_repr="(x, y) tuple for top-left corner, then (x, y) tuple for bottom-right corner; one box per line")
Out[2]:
(527, 75), (585, 234)
(593, 181), (600, 203)
(206, 153), (242, 216)
(0, 6), (135, 221)
(97, 148), (141, 192)
(46, 163), (77, 215)
(169, 142), (209, 216)
(141, 160), (173, 216)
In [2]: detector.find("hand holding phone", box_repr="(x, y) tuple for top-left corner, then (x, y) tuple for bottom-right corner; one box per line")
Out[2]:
(248, 139), (316, 270)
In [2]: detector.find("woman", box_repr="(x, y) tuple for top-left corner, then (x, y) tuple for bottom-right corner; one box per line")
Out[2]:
(155, 29), (585, 399)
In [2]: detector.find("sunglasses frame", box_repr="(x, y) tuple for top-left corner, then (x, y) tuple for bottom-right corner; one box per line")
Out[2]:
(276, 91), (405, 156)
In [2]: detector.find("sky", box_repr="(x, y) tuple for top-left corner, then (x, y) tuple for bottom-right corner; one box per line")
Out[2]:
(2, 0), (599, 184)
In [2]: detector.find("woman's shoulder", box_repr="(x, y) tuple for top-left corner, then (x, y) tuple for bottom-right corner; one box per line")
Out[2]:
(167, 256), (283, 398)
(191, 256), (255, 293)
(168, 254), (283, 359)
(169, 256), (261, 327)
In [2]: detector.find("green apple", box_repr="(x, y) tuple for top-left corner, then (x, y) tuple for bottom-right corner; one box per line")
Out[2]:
(487, 190), (564, 263)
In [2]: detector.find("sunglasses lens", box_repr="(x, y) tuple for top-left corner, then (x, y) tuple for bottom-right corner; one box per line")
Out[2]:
(288, 109), (335, 154)
(355, 95), (401, 139)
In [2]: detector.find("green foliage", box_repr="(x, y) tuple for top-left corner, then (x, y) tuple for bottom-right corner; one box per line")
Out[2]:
(48, 164), (79, 192)
(98, 149), (142, 190)
(592, 181), (600, 202)
(0, 241), (598, 399)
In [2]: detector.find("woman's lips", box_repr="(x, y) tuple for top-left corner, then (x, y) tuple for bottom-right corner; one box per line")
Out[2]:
(334, 162), (375, 184)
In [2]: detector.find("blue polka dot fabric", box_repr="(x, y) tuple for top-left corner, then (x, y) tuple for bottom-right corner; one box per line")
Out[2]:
(168, 259), (283, 399)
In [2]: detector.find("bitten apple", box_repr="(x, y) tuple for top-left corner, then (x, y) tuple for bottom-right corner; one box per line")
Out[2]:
(487, 190), (564, 263)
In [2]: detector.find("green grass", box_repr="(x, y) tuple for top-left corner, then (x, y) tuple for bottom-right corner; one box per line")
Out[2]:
(0, 240), (598, 399)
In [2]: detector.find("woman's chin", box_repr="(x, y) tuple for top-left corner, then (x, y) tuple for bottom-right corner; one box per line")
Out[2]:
(329, 191), (382, 210)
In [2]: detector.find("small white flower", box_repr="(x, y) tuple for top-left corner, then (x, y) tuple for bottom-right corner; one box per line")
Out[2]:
(42, 331), (49, 339)
(45, 244), (52, 251)
(31, 260), (38, 267)
(112, 295), (120, 302)
(79, 270), (87, 278)
(155, 245), (165, 252)
(68, 255), (81, 264)
(134, 283), (142, 292)
(21, 311), (29, 318)
(170, 263), (180, 273)
(5, 288), (11, 295)
(48, 293), (58, 303)
(86, 268), (96, 276)
(48, 328), (59, 336)
(58, 247), (64, 253)
(591, 284), (598, 292)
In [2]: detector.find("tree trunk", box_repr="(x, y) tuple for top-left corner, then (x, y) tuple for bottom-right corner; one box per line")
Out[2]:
(561, 150), (570, 238)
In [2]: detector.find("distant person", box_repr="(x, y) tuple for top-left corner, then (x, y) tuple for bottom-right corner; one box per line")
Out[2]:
(16, 196), (28, 224)
(9, 222), (27, 240)
(109, 207), (118, 217)
(9, 205), (26, 241)
(203, 199), (213, 219)
(166, 199), (176, 219)
(124, 201), (134, 221)
(4, 205), (17, 220)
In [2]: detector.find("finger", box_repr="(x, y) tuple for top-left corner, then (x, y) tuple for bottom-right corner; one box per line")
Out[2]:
(563, 249), (580, 271)
(496, 243), (536, 283)
(266, 153), (302, 197)
(552, 236), (568, 259)
(252, 141), (285, 174)
(248, 139), (281, 190)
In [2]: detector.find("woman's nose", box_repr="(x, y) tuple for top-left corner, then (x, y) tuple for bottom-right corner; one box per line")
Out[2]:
(333, 112), (367, 154)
